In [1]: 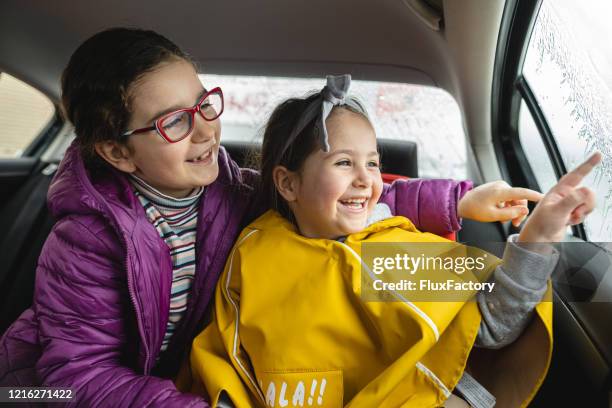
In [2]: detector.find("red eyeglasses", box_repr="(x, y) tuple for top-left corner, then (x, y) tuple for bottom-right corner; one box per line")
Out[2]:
(122, 87), (224, 143)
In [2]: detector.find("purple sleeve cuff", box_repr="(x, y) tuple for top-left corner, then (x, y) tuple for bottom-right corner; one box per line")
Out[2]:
(378, 179), (473, 235)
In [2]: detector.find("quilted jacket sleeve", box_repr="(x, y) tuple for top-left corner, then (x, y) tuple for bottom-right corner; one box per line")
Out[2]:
(34, 216), (209, 408)
(379, 179), (473, 235)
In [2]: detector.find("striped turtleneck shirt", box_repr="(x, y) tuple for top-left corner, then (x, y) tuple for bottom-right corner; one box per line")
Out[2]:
(130, 175), (204, 352)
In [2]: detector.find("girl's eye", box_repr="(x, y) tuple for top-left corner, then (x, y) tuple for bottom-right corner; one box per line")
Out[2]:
(368, 161), (380, 168)
(162, 113), (187, 130)
(335, 159), (351, 166)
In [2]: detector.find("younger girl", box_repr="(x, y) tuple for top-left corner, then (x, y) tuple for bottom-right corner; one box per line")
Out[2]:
(0, 29), (533, 406)
(190, 75), (599, 407)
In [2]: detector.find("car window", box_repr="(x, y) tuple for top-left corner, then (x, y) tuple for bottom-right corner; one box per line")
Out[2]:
(518, 101), (557, 191)
(0, 73), (55, 157)
(201, 75), (467, 179)
(521, 0), (612, 242)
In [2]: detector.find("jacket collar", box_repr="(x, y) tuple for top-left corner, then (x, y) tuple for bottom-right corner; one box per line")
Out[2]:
(249, 210), (418, 242)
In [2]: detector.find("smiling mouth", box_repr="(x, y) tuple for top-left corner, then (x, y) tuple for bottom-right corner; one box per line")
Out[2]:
(186, 147), (213, 164)
(339, 197), (369, 212)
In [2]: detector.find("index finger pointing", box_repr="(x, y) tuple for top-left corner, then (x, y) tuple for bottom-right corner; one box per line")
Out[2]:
(560, 152), (602, 187)
(500, 187), (544, 202)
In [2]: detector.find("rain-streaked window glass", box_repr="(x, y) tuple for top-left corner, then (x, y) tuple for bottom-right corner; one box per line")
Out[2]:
(200, 75), (467, 179)
(522, 0), (612, 242)
(0, 73), (55, 157)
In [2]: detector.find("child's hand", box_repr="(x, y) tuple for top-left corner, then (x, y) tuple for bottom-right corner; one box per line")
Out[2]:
(518, 152), (601, 243)
(458, 181), (543, 226)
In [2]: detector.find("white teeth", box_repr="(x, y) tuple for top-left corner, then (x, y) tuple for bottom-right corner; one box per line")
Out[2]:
(342, 198), (367, 204)
(189, 149), (211, 162)
(340, 198), (367, 209)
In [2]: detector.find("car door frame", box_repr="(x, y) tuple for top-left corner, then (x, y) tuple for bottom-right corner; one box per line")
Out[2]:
(491, 0), (612, 406)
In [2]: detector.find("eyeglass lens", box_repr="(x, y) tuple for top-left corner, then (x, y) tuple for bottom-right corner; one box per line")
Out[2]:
(160, 91), (223, 141)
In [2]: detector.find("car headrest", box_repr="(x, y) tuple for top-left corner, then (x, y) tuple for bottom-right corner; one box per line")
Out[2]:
(221, 138), (418, 178)
(377, 138), (418, 178)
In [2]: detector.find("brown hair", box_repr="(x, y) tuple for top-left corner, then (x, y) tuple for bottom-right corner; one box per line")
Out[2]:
(61, 27), (195, 169)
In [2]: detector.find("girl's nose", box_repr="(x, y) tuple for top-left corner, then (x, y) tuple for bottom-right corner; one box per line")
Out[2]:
(353, 166), (372, 188)
(191, 114), (217, 143)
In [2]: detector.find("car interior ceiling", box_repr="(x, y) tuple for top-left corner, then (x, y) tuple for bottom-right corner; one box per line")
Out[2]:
(1, 0), (611, 406)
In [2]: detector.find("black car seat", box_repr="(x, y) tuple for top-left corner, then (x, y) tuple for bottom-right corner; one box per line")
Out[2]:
(222, 138), (419, 178)
(0, 161), (57, 333)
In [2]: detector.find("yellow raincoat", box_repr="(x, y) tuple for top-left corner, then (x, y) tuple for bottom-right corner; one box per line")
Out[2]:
(189, 211), (552, 407)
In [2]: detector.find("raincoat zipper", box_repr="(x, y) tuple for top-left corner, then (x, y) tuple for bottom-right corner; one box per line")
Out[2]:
(122, 235), (152, 374)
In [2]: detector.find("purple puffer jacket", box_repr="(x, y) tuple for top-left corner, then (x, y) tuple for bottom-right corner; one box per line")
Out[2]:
(0, 141), (471, 407)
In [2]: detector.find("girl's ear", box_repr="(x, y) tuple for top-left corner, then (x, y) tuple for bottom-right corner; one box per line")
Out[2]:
(273, 165), (299, 202)
(94, 141), (137, 173)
